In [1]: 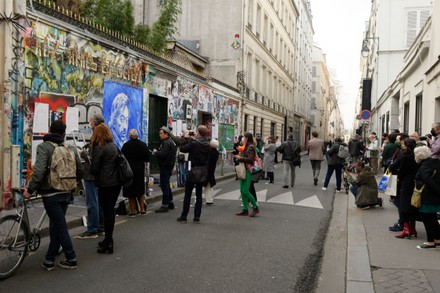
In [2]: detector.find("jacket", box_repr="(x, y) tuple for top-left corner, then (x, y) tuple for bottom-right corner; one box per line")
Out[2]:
(80, 144), (94, 181)
(121, 138), (150, 197)
(156, 137), (177, 170)
(179, 137), (210, 167)
(308, 138), (325, 161)
(28, 133), (84, 196)
(276, 139), (300, 161)
(415, 158), (440, 205)
(397, 151), (419, 214)
(347, 166), (378, 206)
(382, 142), (398, 168)
(326, 143), (345, 165)
(237, 143), (256, 165)
(207, 147), (220, 187)
(90, 142), (121, 188)
(348, 139), (363, 156)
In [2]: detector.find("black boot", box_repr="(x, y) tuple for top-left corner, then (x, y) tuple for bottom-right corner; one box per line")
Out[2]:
(97, 238), (113, 254)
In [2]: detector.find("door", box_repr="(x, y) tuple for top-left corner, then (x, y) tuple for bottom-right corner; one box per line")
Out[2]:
(148, 95), (168, 173)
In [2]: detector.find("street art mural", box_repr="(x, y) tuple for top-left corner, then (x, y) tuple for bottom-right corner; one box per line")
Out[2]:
(18, 20), (239, 169)
(103, 81), (143, 149)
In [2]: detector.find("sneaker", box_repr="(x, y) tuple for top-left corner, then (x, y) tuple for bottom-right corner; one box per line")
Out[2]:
(97, 229), (105, 236)
(377, 197), (383, 207)
(77, 231), (98, 239)
(41, 262), (55, 272)
(417, 244), (437, 250)
(322, 187), (327, 191)
(127, 213), (136, 218)
(249, 207), (259, 217)
(282, 185), (289, 188)
(236, 210), (249, 216)
(177, 217), (187, 223)
(193, 218), (200, 224)
(58, 259), (77, 269)
(155, 206), (169, 213)
(168, 203), (175, 210)
(360, 206), (370, 210)
(336, 190), (341, 193)
(389, 223), (403, 232)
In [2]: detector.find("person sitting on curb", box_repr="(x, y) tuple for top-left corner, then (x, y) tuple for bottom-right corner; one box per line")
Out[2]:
(345, 161), (382, 210)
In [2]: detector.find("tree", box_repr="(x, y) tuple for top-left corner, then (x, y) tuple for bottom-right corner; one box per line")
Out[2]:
(79, 0), (181, 53)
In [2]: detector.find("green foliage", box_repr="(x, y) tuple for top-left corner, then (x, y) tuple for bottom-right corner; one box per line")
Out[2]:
(80, 0), (181, 53)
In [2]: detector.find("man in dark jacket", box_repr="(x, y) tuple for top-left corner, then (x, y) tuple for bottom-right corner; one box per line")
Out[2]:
(177, 125), (211, 223)
(24, 120), (83, 271)
(322, 137), (345, 192)
(276, 133), (301, 188)
(153, 126), (177, 213)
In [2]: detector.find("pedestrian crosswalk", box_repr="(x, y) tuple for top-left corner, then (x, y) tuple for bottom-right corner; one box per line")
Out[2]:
(212, 188), (324, 209)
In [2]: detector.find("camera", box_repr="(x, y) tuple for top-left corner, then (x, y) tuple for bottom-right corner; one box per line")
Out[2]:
(189, 131), (195, 136)
(420, 134), (432, 141)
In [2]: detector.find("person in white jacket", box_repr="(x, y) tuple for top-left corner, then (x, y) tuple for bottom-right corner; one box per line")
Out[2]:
(367, 134), (379, 175)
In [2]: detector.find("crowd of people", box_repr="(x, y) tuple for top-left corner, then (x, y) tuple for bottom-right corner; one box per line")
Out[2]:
(22, 117), (440, 272)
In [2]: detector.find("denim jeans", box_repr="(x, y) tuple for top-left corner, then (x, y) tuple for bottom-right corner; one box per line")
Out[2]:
(323, 164), (343, 190)
(159, 168), (173, 206)
(83, 180), (104, 233)
(350, 185), (358, 197)
(42, 192), (76, 263)
(178, 162), (187, 187)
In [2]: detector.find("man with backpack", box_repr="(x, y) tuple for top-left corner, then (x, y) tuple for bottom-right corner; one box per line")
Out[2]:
(24, 120), (83, 271)
(276, 133), (301, 188)
(322, 137), (346, 192)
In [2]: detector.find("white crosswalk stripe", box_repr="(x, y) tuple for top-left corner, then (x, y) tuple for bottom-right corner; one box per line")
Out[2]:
(212, 188), (324, 209)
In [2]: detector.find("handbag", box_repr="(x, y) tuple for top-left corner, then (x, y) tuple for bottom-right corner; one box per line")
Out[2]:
(188, 165), (208, 183)
(117, 149), (133, 187)
(235, 162), (246, 180)
(248, 155), (263, 174)
(411, 185), (424, 208)
(411, 170), (437, 208)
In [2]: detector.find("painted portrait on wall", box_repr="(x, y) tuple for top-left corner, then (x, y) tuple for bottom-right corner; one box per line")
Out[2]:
(103, 81), (143, 149)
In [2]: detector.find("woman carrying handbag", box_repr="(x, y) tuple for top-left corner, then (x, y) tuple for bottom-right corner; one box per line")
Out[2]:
(234, 132), (260, 217)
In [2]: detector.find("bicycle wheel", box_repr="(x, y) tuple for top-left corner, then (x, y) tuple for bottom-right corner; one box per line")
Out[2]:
(0, 215), (29, 279)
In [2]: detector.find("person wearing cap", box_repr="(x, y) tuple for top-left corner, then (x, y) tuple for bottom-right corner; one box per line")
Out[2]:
(121, 129), (150, 217)
(77, 113), (106, 239)
(153, 126), (177, 213)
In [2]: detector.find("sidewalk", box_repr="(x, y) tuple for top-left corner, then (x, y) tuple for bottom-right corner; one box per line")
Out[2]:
(0, 162), (238, 239)
(318, 176), (440, 293)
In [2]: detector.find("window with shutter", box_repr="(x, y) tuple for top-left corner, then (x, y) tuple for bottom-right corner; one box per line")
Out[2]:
(406, 9), (431, 48)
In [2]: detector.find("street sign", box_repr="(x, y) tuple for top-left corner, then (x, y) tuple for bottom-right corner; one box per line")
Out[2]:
(360, 110), (371, 120)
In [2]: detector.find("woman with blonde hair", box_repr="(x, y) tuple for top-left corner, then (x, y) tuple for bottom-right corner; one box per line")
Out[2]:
(90, 124), (122, 254)
(234, 132), (259, 217)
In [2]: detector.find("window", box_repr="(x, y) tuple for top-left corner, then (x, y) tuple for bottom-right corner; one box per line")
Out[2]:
(406, 9), (431, 47)
(253, 116), (257, 135)
(263, 15), (268, 45)
(248, 0), (254, 29)
(270, 122), (276, 136)
(255, 59), (260, 91)
(311, 81), (316, 94)
(386, 111), (390, 134)
(243, 114), (248, 132)
(260, 118), (264, 135)
(312, 66), (316, 77)
(403, 102), (409, 133)
(381, 114), (385, 134)
(415, 94), (423, 134)
(256, 5), (261, 38)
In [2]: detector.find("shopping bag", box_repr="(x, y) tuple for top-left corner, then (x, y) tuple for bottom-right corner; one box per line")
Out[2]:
(235, 162), (246, 180)
(377, 171), (390, 192)
(385, 175), (397, 196)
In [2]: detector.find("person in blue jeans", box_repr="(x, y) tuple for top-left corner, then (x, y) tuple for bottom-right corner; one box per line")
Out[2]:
(24, 120), (83, 271)
(322, 137), (346, 192)
(153, 126), (177, 213)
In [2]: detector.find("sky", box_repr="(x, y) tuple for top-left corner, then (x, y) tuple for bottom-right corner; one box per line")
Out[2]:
(310, 0), (372, 130)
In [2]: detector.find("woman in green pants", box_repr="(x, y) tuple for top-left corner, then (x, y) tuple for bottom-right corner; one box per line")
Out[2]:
(234, 132), (260, 217)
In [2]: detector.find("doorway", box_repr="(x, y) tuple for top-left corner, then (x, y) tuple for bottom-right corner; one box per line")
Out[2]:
(148, 94), (168, 173)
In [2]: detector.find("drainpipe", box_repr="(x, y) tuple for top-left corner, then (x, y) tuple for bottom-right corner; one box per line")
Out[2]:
(0, 0), (14, 209)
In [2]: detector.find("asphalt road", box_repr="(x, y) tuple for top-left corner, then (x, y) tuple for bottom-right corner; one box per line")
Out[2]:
(1, 159), (338, 293)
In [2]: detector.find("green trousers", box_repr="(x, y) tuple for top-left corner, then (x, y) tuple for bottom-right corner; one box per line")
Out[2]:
(240, 169), (257, 210)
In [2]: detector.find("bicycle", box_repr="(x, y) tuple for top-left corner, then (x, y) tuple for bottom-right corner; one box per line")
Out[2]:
(0, 189), (46, 279)
(342, 157), (354, 194)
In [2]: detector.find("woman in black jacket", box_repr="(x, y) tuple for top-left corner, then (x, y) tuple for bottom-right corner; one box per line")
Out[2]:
(394, 138), (420, 239)
(90, 124), (122, 254)
(121, 129), (150, 216)
(414, 146), (440, 250)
